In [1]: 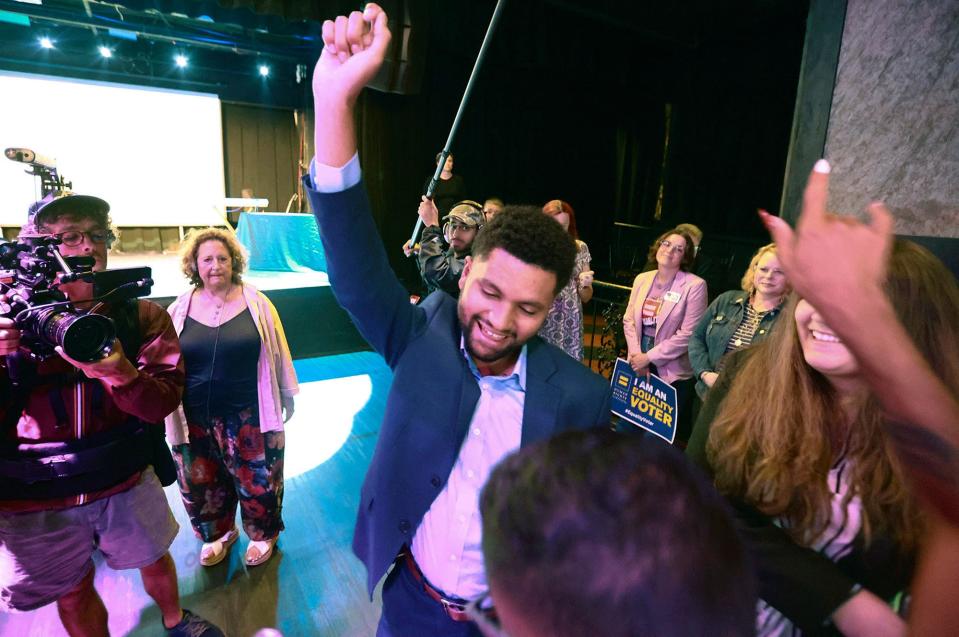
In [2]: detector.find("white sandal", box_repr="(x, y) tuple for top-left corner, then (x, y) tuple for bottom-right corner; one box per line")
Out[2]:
(199, 527), (239, 567)
(244, 537), (277, 567)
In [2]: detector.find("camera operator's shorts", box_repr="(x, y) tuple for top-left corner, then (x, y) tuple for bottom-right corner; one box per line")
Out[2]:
(0, 466), (179, 612)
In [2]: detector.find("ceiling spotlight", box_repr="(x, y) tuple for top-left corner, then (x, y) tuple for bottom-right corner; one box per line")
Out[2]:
(258, 64), (270, 77)
(174, 54), (188, 68)
(39, 37), (54, 50)
(98, 46), (113, 58)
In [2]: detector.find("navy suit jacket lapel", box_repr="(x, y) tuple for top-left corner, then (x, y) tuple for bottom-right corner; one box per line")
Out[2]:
(452, 320), (481, 450)
(453, 364), (481, 449)
(521, 339), (562, 447)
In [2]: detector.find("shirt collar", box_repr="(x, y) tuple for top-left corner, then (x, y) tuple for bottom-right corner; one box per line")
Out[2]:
(743, 292), (783, 314)
(459, 335), (527, 391)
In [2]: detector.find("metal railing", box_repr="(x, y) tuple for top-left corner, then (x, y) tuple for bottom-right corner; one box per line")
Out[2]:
(584, 279), (632, 378)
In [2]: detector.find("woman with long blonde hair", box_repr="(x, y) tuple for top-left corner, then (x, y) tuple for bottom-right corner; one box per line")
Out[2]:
(688, 240), (959, 636)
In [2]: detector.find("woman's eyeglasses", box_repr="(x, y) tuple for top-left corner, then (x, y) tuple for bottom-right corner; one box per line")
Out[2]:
(659, 239), (685, 254)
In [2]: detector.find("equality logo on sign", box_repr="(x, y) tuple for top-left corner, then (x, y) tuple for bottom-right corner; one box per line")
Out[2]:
(610, 358), (678, 444)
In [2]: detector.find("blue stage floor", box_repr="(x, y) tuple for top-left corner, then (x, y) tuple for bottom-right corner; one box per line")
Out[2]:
(0, 351), (391, 637)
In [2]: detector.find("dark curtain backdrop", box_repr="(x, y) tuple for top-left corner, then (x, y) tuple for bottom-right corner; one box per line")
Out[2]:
(215, 0), (806, 291)
(346, 0), (806, 289)
(222, 103), (299, 213)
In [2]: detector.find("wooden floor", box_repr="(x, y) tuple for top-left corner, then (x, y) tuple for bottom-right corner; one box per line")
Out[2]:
(0, 351), (392, 637)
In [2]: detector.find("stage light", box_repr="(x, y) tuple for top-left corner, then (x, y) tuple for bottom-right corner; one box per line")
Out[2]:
(258, 64), (270, 77)
(98, 46), (113, 59)
(174, 54), (188, 68)
(39, 37), (54, 49)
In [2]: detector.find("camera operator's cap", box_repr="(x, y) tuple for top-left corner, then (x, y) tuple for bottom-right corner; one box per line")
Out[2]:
(28, 190), (110, 228)
(443, 200), (485, 228)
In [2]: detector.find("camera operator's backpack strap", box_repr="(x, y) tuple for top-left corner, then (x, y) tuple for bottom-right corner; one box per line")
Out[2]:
(111, 299), (143, 364)
(0, 356), (32, 444)
(96, 298), (176, 486)
(110, 299), (176, 486)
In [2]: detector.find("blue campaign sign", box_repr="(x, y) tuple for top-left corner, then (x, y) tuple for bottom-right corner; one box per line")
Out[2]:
(609, 358), (679, 444)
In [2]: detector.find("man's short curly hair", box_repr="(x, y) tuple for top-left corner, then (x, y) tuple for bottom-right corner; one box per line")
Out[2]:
(179, 227), (247, 287)
(471, 206), (576, 296)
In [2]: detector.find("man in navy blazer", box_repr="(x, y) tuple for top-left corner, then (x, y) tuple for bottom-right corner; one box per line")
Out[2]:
(305, 6), (611, 636)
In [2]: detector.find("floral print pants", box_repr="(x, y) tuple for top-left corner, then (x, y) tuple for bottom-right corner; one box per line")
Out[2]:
(172, 405), (285, 543)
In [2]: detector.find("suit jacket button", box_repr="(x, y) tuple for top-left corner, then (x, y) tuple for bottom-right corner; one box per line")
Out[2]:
(430, 475), (441, 488)
(399, 520), (411, 534)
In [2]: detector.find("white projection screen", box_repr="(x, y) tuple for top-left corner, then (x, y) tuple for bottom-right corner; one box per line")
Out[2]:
(0, 71), (225, 228)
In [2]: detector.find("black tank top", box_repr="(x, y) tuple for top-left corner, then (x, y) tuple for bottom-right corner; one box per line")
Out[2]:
(180, 308), (260, 416)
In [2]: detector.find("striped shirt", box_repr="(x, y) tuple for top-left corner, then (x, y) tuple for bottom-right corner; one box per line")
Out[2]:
(725, 303), (774, 354)
(756, 457), (862, 636)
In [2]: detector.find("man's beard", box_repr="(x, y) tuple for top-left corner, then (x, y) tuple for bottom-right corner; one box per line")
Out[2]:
(458, 307), (522, 364)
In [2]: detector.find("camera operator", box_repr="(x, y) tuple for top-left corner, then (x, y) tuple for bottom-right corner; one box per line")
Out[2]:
(0, 192), (223, 637)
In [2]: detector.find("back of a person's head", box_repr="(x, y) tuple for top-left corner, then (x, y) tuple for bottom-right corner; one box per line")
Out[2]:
(471, 205), (576, 296)
(674, 222), (703, 244)
(480, 428), (755, 637)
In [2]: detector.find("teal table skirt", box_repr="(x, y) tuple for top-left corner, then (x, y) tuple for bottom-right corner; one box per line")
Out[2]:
(236, 212), (326, 272)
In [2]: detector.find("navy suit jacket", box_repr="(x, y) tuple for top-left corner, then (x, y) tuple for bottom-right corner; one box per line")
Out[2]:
(306, 180), (612, 595)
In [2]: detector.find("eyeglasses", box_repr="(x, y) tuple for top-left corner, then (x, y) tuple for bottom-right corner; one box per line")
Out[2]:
(445, 222), (474, 234)
(465, 592), (508, 637)
(659, 239), (685, 254)
(53, 230), (116, 247)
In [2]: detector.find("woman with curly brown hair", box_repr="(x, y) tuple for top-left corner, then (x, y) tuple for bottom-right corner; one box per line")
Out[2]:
(164, 228), (298, 568)
(622, 228), (708, 444)
(688, 239), (959, 636)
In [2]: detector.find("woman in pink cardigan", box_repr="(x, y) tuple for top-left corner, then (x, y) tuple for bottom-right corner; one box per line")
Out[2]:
(165, 228), (298, 568)
(622, 228), (707, 444)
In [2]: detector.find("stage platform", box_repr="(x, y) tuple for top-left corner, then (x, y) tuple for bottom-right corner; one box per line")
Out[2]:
(109, 253), (369, 359)
(0, 351), (391, 636)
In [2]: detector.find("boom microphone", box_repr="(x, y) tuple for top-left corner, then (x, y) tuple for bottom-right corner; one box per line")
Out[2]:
(406, 0), (508, 251)
(5, 147), (57, 169)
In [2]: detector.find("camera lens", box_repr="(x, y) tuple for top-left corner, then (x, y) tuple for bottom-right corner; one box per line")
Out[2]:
(33, 308), (115, 362)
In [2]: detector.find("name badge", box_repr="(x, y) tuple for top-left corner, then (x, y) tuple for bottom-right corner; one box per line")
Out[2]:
(663, 291), (682, 303)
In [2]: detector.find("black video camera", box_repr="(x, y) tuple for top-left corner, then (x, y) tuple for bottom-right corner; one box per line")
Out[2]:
(0, 235), (154, 363)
